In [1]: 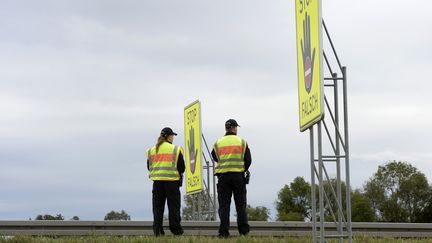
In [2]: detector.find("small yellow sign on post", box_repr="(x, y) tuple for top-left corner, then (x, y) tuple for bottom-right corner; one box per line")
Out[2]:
(296, 0), (324, 132)
(184, 100), (203, 195)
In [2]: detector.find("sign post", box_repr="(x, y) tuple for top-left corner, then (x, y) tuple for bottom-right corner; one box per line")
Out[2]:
(295, 1), (352, 242)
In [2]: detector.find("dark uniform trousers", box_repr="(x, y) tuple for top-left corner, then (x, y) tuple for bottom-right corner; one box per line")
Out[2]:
(152, 181), (183, 236)
(217, 172), (250, 236)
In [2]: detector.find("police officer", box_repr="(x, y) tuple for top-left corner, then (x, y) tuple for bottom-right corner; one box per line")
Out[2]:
(211, 119), (251, 237)
(146, 127), (185, 236)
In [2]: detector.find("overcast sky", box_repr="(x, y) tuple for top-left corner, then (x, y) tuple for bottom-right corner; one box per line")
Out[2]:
(1, 0), (431, 221)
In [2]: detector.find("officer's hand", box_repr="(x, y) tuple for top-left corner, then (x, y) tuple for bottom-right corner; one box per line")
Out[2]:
(244, 171), (250, 184)
(301, 12), (316, 93)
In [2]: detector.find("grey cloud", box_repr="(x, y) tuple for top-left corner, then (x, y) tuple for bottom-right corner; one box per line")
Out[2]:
(0, 0), (432, 220)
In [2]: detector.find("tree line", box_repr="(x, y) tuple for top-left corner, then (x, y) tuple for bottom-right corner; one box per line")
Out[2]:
(32, 210), (131, 221)
(258, 160), (432, 222)
(32, 160), (432, 223)
(182, 160), (432, 222)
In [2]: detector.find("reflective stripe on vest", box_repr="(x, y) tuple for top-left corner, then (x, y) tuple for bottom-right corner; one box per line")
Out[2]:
(147, 142), (181, 181)
(214, 135), (246, 173)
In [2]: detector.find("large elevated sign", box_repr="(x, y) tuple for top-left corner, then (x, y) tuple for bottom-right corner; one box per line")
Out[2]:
(184, 100), (203, 195)
(296, 0), (324, 132)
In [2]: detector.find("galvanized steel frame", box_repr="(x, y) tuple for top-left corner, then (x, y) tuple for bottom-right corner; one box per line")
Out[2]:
(309, 20), (352, 242)
(189, 134), (217, 221)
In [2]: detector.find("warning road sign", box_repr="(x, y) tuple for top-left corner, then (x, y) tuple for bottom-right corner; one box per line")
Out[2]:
(184, 100), (203, 195)
(296, 0), (324, 132)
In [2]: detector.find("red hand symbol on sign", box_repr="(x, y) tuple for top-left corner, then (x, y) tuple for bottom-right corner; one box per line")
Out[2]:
(301, 12), (316, 94)
(187, 127), (198, 174)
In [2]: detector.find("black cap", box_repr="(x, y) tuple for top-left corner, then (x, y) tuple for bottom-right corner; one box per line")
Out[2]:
(161, 127), (177, 138)
(225, 119), (240, 129)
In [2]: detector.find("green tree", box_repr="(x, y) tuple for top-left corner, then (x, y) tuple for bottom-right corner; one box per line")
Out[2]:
(323, 179), (377, 223)
(104, 210), (131, 220)
(364, 161), (431, 222)
(276, 176), (310, 221)
(290, 177), (311, 219)
(246, 204), (270, 221)
(35, 214), (64, 220)
(319, 179), (347, 222)
(351, 189), (374, 222)
(416, 187), (432, 223)
(276, 177), (375, 222)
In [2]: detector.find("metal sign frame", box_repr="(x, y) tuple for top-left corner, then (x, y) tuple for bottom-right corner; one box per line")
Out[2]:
(188, 135), (218, 221)
(308, 20), (352, 242)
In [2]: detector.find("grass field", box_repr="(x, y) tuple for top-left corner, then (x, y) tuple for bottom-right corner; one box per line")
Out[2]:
(2, 236), (432, 243)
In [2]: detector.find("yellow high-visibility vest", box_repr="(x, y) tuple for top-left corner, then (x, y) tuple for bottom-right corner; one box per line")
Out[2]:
(146, 142), (182, 181)
(213, 135), (246, 173)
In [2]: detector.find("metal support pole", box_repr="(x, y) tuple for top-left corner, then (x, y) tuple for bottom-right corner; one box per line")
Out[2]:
(343, 66), (352, 242)
(202, 134), (218, 221)
(198, 193), (202, 220)
(202, 152), (215, 220)
(318, 122), (324, 242)
(206, 153), (211, 220)
(192, 194), (196, 220)
(333, 72), (343, 243)
(310, 127), (317, 243)
(323, 20), (343, 72)
(213, 168), (217, 221)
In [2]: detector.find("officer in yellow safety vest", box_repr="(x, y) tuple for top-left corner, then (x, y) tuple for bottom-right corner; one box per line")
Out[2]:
(211, 119), (252, 237)
(146, 127), (185, 236)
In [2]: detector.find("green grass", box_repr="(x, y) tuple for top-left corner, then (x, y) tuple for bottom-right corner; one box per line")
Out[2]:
(1, 236), (432, 243)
